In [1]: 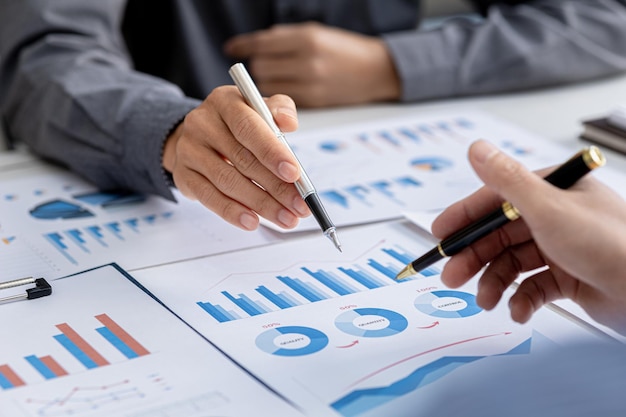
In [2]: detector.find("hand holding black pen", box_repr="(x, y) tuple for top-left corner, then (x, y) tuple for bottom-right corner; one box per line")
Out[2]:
(396, 145), (606, 279)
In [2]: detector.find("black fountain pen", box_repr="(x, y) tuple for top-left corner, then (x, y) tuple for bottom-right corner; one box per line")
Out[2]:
(395, 146), (606, 280)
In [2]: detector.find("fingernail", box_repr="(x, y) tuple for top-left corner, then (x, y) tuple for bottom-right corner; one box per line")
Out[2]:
(239, 212), (258, 231)
(278, 209), (298, 228)
(293, 197), (310, 217)
(278, 161), (299, 182)
(472, 140), (499, 164)
(275, 106), (298, 122)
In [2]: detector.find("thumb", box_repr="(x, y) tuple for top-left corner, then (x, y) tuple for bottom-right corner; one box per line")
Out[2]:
(468, 140), (556, 217)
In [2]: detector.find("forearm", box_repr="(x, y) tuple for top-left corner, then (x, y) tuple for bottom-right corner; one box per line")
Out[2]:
(384, 0), (626, 101)
(0, 0), (199, 199)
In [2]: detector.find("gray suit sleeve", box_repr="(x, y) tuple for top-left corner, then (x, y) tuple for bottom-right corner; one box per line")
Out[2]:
(384, 0), (626, 102)
(0, 0), (200, 199)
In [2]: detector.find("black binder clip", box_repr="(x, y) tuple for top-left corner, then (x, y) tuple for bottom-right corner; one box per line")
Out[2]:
(0, 277), (52, 303)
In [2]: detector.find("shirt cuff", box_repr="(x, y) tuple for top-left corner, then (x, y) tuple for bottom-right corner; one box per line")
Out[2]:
(383, 29), (460, 102)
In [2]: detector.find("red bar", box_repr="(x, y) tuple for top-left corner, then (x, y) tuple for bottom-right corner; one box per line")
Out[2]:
(0, 364), (25, 387)
(95, 314), (149, 356)
(39, 355), (68, 377)
(56, 323), (110, 366)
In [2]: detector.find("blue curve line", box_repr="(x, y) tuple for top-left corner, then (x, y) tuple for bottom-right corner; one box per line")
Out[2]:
(331, 337), (532, 417)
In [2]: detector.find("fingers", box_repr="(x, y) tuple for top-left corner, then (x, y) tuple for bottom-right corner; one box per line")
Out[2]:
(474, 240), (547, 310)
(170, 119), (303, 230)
(438, 218), (531, 288)
(267, 94), (299, 133)
(431, 185), (505, 240)
(168, 86), (310, 230)
(467, 140), (560, 225)
(224, 24), (315, 57)
(215, 87), (300, 183)
(508, 268), (574, 324)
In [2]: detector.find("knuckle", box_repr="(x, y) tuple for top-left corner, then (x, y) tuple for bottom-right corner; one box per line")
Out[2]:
(213, 165), (241, 192)
(208, 85), (234, 101)
(231, 112), (260, 142)
(194, 181), (219, 206)
(230, 146), (258, 173)
(272, 178), (296, 198)
(218, 199), (242, 223)
(494, 152), (527, 185)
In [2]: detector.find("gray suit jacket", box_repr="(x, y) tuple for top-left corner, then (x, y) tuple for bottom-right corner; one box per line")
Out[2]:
(1, 0), (626, 198)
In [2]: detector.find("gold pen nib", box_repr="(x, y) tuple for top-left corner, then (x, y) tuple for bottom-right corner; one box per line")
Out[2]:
(395, 264), (416, 280)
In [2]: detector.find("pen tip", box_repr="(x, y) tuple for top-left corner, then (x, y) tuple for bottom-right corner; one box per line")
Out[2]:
(395, 265), (415, 280)
(327, 229), (342, 253)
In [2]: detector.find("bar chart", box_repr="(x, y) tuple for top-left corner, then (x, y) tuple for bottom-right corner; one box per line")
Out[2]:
(197, 243), (440, 323)
(0, 314), (150, 390)
(42, 213), (174, 265)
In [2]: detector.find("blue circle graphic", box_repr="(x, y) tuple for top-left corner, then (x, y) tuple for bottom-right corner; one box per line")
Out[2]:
(255, 326), (328, 357)
(335, 308), (408, 338)
(414, 290), (482, 318)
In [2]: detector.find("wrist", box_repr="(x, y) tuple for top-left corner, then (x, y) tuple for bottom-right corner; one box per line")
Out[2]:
(162, 121), (184, 174)
(367, 38), (401, 102)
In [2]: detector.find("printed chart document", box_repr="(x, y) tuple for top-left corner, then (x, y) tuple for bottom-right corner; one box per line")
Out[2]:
(131, 221), (605, 417)
(0, 264), (305, 417)
(263, 110), (570, 233)
(0, 164), (281, 282)
(265, 109), (626, 233)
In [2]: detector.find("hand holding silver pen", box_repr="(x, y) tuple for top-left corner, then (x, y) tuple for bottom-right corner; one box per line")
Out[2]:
(229, 63), (342, 251)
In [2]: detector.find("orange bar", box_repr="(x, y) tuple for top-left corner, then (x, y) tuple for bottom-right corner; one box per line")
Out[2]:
(0, 364), (25, 387)
(56, 323), (110, 366)
(39, 356), (68, 377)
(95, 314), (149, 356)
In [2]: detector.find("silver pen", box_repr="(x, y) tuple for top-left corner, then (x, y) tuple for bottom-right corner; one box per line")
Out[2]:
(229, 63), (342, 252)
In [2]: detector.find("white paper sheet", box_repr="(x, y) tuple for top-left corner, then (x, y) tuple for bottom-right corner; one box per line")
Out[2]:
(131, 221), (605, 417)
(263, 110), (574, 233)
(0, 264), (304, 417)
(0, 164), (282, 281)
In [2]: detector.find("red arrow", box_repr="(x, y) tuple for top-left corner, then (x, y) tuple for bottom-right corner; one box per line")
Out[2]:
(417, 321), (439, 329)
(337, 340), (359, 349)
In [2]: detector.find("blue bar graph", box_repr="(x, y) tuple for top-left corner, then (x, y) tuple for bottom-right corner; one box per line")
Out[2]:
(53, 334), (99, 369)
(197, 301), (240, 323)
(96, 327), (139, 359)
(378, 131), (401, 148)
(124, 218), (140, 232)
(339, 266), (388, 289)
(43, 232), (77, 265)
(382, 247), (413, 264)
(395, 176), (421, 188)
(65, 229), (90, 253)
(370, 181), (402, 205)
(85, 225), (108, 247)
(256, 286), (300, 309)
(344, 186), (372, 206)
(222, 292), (271, 316)
(105, 222), (124, 240)
(24, 355), (56, 380)
(197, 245), (442, 323)
(367, 259), (402, 280)
(301, 267), (358, 296)
(321, 190), (349, 209)
(398, 127), (420, 142)
(0, 373), (13, 389)
(278, 276), (330, 302)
